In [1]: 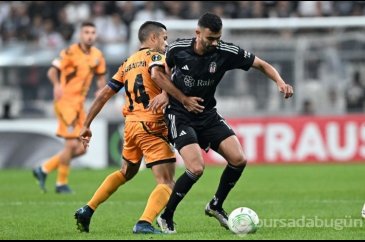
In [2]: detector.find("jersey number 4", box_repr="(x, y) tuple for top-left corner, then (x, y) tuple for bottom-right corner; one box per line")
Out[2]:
(125, 74), (150, 111)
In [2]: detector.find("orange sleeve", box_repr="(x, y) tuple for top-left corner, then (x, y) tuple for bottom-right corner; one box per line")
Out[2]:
(148, 52), (166, 72)
(95, 54), (107, 75)
(51, 48), (72, 71)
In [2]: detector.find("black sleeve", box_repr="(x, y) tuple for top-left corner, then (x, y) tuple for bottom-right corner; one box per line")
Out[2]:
(225, 47), (255, 71)
(165, 47), (175, 68)
(107, 79), (124, 92)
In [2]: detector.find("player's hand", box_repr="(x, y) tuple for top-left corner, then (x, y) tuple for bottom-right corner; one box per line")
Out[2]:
(182, 96), (205, 114)
(79, 127), (92, 149)
(148, 92), (169, 114)
(277, 82), (294, 99)
(53, 84), (63, 101)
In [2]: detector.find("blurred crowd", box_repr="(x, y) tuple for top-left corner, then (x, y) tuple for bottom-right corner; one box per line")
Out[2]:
(1, 1), (365, 48)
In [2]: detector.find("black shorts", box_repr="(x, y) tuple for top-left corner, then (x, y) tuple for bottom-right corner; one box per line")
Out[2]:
(165, 108), (235, 152)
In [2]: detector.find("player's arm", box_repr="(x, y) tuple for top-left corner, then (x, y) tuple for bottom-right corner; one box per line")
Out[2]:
(252, 56), (294, 99)
(148, 90), (169, 114)
(150, 66), (205, 113)
(80, 80), (123, 147)
(47, 66), (62, 101)
(95, 74), (107, 97)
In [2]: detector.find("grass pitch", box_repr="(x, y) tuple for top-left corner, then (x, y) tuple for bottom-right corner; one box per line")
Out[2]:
(0, 164), (364, 240)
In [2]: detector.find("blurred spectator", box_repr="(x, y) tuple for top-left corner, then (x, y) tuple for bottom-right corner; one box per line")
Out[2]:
(57, 7), (75, 42)
(135, 1), (165, 21)
(234, 1), (252, 18)
(345, 71), (365, 113)
(65, 1), (91, 25)
(297, 1), (323, 17)
(301, 99), (316, 115)
(38, 18), (65, 49)
(2, 102), (12, 119)
(323, 87), (346, 115)
(183, 1), (203, 19)
(116, 1), (137, 40)
(1, 2), (30, 44)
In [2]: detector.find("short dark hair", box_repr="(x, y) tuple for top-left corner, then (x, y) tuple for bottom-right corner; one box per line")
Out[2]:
(81, 21), (96, 28)
(138, 21), (167, 43)
(198, 13), (222, 32)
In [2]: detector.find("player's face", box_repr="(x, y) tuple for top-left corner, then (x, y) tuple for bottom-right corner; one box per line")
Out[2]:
(80, 26), (97, 47)
(154, 29), (168, 53)
(198, 27), (221, 54)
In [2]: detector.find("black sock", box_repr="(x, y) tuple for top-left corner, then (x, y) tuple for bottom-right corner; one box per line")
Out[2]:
(210, 163), (245, 210)
(162, 170), (201, 219)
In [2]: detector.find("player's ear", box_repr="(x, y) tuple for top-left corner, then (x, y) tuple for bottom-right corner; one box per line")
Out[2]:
(151, 32), (158, 44)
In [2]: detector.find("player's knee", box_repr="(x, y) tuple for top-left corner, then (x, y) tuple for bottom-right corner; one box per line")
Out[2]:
(157, 178), (175, 189)
(121, 164), (140, 181)
(229, 155), (247, 167)
(189, 165), (205, 177)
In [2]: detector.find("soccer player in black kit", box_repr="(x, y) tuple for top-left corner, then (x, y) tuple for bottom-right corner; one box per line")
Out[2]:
(151, 13), (294, 233)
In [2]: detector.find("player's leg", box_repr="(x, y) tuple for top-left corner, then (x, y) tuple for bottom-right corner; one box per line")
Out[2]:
(55, 107), (88, 193)
(55, 138), (87, 193)
(134, 162), (175, 234)
(205, 135), (247, 229)
(158, 124), (205, 233)
(32, 104), (66, 192)
(75, 121), (143, 233)
(158, 143), (204, 233)
(75, 160), (141, 233)
(132, 121), (176, 234)
(362, 203), (365, 219)
(203, 114), (247, 229)
(158, 111), (206, 233)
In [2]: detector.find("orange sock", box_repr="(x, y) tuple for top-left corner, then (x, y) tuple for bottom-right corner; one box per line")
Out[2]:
(139, 184), (172, 224)
(56, 163), (70, 185)
(42, 154), (61, 173)
(87, 171), (126, 210)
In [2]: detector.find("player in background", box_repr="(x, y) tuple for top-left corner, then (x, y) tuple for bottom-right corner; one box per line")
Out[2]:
(74, 21), (203, 234)
(153, 13), (294, 233)
(362, 203), (365, 219)
(32, 22), (106, 194)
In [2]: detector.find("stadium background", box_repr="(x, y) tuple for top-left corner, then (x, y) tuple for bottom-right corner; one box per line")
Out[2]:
(0, 1), (365, 240)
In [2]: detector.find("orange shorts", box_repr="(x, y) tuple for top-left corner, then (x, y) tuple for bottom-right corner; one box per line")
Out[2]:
(54, 101), (85, 139)
(122, 121), (176, 168)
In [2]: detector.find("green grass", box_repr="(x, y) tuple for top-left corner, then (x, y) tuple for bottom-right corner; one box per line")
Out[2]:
(0, 164), (365, 240)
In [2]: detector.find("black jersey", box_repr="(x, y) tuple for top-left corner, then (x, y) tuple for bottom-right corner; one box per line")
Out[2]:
(166, 38), (255, 116)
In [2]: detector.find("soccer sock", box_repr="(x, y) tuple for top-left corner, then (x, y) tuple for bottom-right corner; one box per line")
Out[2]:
(56, 163), (70, 185)
(210, 163), (246, 210)
(139, 184), (172, 224)
(87, 171), (126, 210)
(162, 170), (201, 219)
(42, 154), (61, 173)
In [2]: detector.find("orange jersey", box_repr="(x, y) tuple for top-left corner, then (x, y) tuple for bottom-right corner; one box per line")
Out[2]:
(52, 43), (106, 104)
(112, 48), (165, 122)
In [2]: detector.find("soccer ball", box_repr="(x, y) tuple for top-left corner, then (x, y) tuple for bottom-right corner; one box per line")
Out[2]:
(228, 207), (259, 235)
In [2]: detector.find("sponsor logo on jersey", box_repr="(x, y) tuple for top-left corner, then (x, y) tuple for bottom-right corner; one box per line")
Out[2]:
(184, 75), (195, 88)
(209, 62), (217, 73)
(197, 79), (215, 87)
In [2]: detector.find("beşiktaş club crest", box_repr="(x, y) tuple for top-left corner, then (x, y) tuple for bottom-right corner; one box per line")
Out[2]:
(209, 62), (217, 73)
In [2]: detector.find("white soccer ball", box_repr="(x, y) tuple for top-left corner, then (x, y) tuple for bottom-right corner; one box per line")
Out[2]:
(228, 207), (259, 235)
